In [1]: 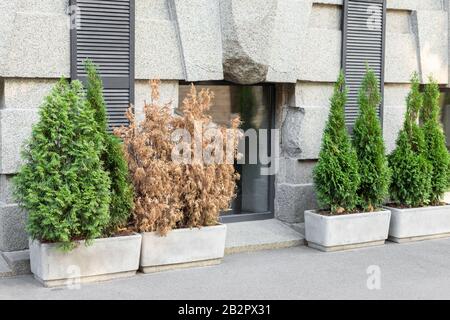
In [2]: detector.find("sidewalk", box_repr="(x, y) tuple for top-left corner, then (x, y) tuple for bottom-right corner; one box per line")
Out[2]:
(1, 238), (450, 300)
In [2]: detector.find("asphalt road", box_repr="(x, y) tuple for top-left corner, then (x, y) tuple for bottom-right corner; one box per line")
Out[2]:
(1, 238), (450, 300)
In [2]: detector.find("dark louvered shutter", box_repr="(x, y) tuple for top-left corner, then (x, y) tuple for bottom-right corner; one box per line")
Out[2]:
(70, 0), (135, 130)
(342, 0), (386, 131)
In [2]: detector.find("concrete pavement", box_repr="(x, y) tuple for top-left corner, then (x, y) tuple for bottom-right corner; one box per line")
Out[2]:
(1, 238), (450, 299)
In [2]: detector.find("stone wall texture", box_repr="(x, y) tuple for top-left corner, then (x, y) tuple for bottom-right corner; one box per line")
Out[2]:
(0, 0), (449, 245)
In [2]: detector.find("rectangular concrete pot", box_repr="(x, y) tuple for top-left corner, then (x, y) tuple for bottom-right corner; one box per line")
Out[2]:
(29, 234), (142, 287)
(304, 210), (391, 252)
(384, 205), (450, 243)
(140, 224), (226, 273)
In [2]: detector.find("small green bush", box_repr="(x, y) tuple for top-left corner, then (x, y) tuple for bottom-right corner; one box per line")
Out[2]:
(389, 74), (432, 207)
(420, 77), (450, 205)
(14, 79), (111, 250)
(84, 60), (134, 234)
(353, 68), (391, 211)
(313, 72), (360, 213)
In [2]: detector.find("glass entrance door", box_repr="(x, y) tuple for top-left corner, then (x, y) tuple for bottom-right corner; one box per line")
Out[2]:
(178, 83), (275, 221)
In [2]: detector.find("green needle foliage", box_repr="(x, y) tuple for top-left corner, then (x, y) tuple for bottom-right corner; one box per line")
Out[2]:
(389, 73), (432, 207)
(13, 79), (111, 250)
(85, 60), (134, 234)
(313, 72), (360, 213)
(353, 68), (391, 211)
(420, 77), (450, 205)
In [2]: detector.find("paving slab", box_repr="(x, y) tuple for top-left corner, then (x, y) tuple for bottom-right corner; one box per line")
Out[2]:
(225, 219), (305, 254)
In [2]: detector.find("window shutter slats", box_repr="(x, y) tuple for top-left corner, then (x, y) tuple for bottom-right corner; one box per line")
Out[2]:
(70, 0), (135, 130)
(342, 0), (386, 130)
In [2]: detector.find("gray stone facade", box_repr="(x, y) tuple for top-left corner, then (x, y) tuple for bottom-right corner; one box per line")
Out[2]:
(0, 0), (449, 254)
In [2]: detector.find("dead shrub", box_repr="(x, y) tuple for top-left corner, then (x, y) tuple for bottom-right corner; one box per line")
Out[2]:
(115, 80), (241, 235)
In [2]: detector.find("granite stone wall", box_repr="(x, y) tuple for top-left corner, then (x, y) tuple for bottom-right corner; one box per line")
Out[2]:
(0, 0), (448, 251)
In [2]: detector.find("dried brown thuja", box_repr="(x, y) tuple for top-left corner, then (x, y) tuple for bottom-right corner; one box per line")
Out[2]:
(115, 80), (241, 235)
(173, 85), (242, 228)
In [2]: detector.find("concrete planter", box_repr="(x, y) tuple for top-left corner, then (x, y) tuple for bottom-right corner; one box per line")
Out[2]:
(384, 205), (450, 243)
(140, 224), (226, 273)
(29, 234), (142, 287)
(304, 210), (391, 252)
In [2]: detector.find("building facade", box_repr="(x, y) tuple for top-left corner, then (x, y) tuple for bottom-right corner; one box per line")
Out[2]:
(0, 0), (449, 271)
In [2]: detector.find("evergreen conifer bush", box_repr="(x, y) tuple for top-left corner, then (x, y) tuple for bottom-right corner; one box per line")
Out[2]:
(313, 72), (360, 214)
(353, 68), (391, 211)
(84, 60), (134, 234)
(14, 79), (111, 250)
(420, 77), (450, 205)
(388, 74), (432, 207)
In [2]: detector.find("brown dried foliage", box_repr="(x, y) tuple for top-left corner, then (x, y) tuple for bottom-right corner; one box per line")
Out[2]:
(115, 80), (241, 235)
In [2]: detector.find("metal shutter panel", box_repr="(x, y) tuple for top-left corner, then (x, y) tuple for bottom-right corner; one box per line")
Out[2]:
(70, 0), (135, 130)
(342, 0), (386, 131)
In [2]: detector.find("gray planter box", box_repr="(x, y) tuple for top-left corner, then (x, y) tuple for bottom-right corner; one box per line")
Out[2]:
(384, 205), (450, 243)
(140, 224), (226, 273)
(304, 210), (391, 252)
(30, 234), (142, 287)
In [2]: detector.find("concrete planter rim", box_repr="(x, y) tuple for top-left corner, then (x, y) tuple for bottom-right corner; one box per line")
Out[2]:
(29, 232), (142, 248)
(383, 204), (450, 211)
(140, 223), (225, 236)
(306, 209), (391, 219)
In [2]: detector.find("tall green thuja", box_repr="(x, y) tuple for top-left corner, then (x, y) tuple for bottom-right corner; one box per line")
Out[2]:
(84, 60), (134, 233)
(14, 79), (111, 250)
(313, 72), (360, 213)
(421, 77), (450, 205)
(389, 74), (431, 207)
(353, 68), (391, 211)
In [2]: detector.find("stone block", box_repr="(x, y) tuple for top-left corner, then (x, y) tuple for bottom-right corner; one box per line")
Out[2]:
(383, 84), (409, 153)
(278, 159), (316, 185)
(0, 12), (70, 78)
(281, 105), (328, 160)
(275, 183), (318, 223)
(0, 175), (15, 204)
(385, 33), (419, 83)
(383, 105), (406, 154)
(414, 10), (448, 84)
(135, 19), (184, 80)
(1, 250), (31, 276)
(2, 79), (56, 109)
(298, 29), (342, 82)
(295, 82), (334, 107)
(172, 0), (223, 81)
(308, 3), (341, 30)
(386, 10), (411, 34)
(266, 0), (311, 83)
(303, 111), (327, 143)
(136, 0), (171, 20)
(387, 0), (444, 11)
(0, 109), (40, 174)
(134, 80), (179, 123)
(0, 203), (28, 252)
(220, 0), (277, 84)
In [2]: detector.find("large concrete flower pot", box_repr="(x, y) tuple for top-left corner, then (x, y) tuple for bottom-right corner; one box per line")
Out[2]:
(384, 205), (450, 243)
(29, 234), (142, 287)
(140, 224), (226, 273)
(304, 210), (391, 252)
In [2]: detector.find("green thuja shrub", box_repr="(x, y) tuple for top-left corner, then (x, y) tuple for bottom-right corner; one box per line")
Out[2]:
(353, 68), (391, 211)
(313, 72), (360, 213)
(388, 74), (432, 207)
(85, 60), (134, 234)
(420, 77), (450, 205)
(14, 79), (111, 250)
